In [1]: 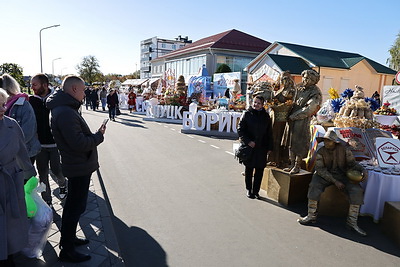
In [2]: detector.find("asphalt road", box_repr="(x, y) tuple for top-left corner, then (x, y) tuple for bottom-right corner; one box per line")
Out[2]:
(82, 109), (400, 267)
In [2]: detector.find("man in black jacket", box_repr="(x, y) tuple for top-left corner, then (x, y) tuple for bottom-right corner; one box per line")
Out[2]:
(47, 75), (106, 263)
(29, 74), (67, 207)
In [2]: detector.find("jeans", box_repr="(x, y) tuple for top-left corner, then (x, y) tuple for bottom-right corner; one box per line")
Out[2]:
(35, 147), (66, 202)
(109, 106), (116, 120)
(101, 98), (107, 110)
(60, 173), (92, 251)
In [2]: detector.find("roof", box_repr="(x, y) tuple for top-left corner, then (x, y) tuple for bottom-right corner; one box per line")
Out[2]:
(156, 29), (270, 60)
(268, 54), (311, 75)
(122, 79), (148, 86)
(278, 42), (396, 75)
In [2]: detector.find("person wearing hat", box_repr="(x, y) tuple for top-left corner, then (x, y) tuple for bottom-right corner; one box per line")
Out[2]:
(297, 129), (368, 236)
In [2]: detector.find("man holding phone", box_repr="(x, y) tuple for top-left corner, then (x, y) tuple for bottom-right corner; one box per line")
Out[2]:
(46, 75), (106, 263)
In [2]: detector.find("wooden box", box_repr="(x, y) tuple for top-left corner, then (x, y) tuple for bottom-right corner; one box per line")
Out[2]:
(261, 167), (312, 206)
(381, 201), (400, 248)
(318, 185), (349, 217)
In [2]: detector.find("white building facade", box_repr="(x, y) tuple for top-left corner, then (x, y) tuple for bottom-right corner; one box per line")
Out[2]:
(140, 36), (191, 79)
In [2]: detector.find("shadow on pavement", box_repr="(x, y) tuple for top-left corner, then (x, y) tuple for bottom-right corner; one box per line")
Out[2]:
(258, 197), (400, 258)
(96, 169), (168, 267)
(112, 218), (168, 267)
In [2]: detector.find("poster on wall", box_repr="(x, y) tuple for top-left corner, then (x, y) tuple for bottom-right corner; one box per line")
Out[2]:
(213, 72), (241, 98)
(382, 85), (400, 112)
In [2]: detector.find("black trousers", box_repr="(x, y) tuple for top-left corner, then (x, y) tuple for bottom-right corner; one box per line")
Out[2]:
(245, 166), (264, 194)
(60, 174), (92, 251)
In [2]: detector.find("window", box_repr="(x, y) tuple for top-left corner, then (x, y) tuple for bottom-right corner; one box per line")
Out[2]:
(161, 43), (166, 48)
(340, 78), (350, 91)
(172, 44), (176, 49)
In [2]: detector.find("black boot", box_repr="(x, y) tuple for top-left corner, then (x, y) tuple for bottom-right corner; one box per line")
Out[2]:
(59, 249), (91, 263)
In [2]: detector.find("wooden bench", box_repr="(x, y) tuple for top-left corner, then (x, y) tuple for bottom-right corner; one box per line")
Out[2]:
(381, 201), (400, 248)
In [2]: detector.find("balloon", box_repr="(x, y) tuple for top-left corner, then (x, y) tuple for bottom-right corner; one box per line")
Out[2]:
(24, 176), (39, 218)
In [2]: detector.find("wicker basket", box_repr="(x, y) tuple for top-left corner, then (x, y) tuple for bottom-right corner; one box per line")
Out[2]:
(270, 103), (292, 122)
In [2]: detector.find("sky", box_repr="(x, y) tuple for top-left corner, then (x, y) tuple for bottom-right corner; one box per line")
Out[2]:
(1, 0), (399, 77)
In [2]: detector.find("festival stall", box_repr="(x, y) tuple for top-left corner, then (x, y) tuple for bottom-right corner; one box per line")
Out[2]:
(143, 66), (247, 129)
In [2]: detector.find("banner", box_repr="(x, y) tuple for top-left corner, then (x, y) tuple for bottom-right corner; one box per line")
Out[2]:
(213, 72), (241, 98)
(251, 64), (280, 83)
(331, 127), (393, 160)
(188, 76), (211, 98)
(382, 85), (400, 112)
(164, 68), (175, 89)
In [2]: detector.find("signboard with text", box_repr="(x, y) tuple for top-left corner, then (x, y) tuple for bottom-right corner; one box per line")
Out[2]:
(330, 127), (393, 160)
(382, 85), (400, 113)
(376, 137), (400, 168)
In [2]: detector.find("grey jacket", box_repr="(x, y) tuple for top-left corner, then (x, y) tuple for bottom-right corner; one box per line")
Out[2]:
(46, 89), (104, 177)
(7, 97), (41, 157)
(0, 116), (37, 260)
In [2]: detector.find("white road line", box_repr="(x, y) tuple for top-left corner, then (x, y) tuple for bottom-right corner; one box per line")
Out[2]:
(187, 135), (194, 138)
(210, 145), (220, 149)
(225, 151), (234, 156)
(157, 123), (162, 125)
(170, 128), (176, 131)
(164, 125), (168, 128)
(198, 140), (206, 143)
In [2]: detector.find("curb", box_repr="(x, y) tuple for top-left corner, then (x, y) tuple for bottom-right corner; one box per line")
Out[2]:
(92, 170), (125, 266)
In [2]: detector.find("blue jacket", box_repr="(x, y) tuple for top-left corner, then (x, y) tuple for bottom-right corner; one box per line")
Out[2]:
(6, 97), (41, 157)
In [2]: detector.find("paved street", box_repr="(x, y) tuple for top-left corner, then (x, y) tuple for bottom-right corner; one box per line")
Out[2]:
(83, 109), (400, 267)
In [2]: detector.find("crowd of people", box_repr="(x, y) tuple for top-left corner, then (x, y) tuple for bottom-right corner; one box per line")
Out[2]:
(0, 70), (372, 265)
(83, 86), (138, 120)
(0, 73), (106, 265)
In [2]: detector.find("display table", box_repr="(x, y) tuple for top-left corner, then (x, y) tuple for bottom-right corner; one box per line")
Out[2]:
(360, 170), (400, 222)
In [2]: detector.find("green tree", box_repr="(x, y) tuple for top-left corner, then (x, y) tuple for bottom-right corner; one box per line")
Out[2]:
(387, 31), (400, 71)
(76, 55), (102, 85)
(122, 71), (140, 80)
(0, 63), (25, 88)
(215, 63), (232, 74)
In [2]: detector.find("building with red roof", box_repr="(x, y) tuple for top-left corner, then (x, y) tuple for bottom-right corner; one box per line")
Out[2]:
(151, 29), (270, 91)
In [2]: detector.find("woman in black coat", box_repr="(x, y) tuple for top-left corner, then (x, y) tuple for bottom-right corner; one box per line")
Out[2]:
(237, 95), (273, 199)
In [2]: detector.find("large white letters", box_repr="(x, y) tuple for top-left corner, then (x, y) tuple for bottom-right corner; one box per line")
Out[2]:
(146, 105), (183, 120)
(182, 111), (241, 133)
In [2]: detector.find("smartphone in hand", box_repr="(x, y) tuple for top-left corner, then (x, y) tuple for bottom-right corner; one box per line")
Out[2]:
(102, 118), (109, 127)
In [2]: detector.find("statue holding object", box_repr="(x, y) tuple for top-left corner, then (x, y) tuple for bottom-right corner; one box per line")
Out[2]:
(283, 69), (322, 174)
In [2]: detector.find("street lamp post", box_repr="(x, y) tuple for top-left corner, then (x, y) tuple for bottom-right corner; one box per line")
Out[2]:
(52, 57), (61, 76)
(61, 67), (67, 76)
(39, 24), (60, 73)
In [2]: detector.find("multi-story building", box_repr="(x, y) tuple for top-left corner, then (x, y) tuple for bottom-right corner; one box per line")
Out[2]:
(140, 36), (192, 79)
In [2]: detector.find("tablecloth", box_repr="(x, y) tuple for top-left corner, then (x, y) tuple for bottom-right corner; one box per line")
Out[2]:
(360, 170), (400, 221)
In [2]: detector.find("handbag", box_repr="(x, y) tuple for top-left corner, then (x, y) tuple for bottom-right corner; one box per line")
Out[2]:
(116, 106), (121, 115)
(234, 143), (253, 164)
